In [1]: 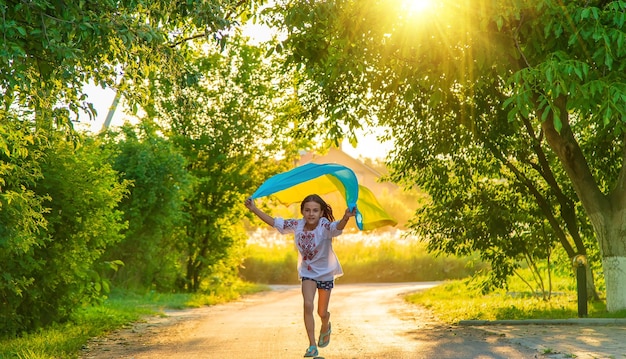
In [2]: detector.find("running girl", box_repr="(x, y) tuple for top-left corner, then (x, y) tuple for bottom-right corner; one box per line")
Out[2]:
(245, 194), (356, 357)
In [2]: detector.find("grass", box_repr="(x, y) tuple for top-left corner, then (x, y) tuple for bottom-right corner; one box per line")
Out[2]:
(406, 276), (626, 324)
(0, 281), (267, 359)
(241, 230), (486, 283)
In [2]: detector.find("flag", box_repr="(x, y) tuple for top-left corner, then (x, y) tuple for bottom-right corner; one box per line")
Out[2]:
(251, 163), (396, 230)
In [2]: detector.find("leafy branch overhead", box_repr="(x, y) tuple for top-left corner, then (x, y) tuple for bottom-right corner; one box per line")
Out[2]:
(270, 0), (626, 309)
(0, 0), (265, 126)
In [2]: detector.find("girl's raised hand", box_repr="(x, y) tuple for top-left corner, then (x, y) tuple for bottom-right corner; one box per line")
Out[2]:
(244, 197), (256, 210)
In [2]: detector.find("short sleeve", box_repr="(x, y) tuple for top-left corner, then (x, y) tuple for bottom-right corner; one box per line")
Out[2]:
(330, 220), (342, 237)
(274, 217), (299, 234)
(320, 217), (343, 237)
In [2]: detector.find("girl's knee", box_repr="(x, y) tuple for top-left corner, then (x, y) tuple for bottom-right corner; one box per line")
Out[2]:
(317, 308), (329, 319)
(303, 300), (315, 313)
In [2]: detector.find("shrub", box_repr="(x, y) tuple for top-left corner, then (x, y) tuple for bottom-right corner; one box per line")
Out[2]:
(0, 130), (127, 335)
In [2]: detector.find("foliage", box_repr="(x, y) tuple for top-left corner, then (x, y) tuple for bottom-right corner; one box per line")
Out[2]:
(0, 0), (271, 334)
(146, 36), (304, 292)
(265, 0), (626, 303)
(30, 134), (127, 330)
(337, 236), (485, 283)
(0, 127), (127, 335)
(241, 238), (299, 284)
(407, 142), (563, 294)
(0, 119), (48, 335)
(0, 0), (265, 128)
(100, 121), (191, 291)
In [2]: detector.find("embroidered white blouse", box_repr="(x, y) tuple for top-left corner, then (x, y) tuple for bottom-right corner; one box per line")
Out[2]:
(273, 217), (344, 281)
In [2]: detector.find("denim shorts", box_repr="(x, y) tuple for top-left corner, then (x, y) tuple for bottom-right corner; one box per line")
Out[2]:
(302, 277), (334, 290)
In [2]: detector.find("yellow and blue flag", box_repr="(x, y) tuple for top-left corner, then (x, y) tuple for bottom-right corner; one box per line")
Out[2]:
(251, 163), (396, 231)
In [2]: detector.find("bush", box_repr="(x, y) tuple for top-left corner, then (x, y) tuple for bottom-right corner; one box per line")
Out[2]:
(0, 120), (48, 335)
(0, 130), (127, 335)
(100, 123), (191, 291)
(240, 240), (299, 284)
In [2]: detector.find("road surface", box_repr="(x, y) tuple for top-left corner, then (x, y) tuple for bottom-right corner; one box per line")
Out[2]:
(81, 282), (539, 358)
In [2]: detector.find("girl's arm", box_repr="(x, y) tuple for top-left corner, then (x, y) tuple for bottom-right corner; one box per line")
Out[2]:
(337, 207), (357, 230)
(245, 198), (275, 227)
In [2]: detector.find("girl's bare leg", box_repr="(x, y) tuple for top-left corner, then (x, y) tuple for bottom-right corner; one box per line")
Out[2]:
(317, 288), (332, 333)
(301, 280), (318, 347)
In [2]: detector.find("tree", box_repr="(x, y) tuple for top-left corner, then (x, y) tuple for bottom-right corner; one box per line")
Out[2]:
(101, 121), (191, 291)
(268, 0), (626, 309)
(148, 37), (304, 292)
(1, 0), (265, 332)
(1, 0), (266, 129)
(408, 139), (575, 298)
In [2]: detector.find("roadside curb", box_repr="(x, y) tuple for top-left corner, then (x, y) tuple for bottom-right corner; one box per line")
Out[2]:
(459, 318), (626, 326)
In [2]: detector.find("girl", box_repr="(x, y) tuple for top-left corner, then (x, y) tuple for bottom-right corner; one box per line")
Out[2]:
(245, 194), (356, 358)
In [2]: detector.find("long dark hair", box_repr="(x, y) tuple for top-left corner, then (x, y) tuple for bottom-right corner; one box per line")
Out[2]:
(301, 194), (335, 221)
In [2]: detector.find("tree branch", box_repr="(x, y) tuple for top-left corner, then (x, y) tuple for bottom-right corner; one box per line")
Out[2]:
(518, 115), (587, 255)
(170, 32), (211, 48)
(484, 141), (577, 258)
(540, 96), (607, 215)
(168, 0), (251, 48)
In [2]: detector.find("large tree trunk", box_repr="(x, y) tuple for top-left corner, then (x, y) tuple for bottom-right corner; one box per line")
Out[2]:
(603, 256), (626, 311)
(541, 98), (626, 311)
(589, 210), (626, 311)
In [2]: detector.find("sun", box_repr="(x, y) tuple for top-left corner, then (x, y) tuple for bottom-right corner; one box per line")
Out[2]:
(402, 0), (433, 14)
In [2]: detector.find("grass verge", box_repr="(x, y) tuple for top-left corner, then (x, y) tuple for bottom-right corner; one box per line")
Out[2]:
(406, 278), (626, 324)
(0, 282), (267, 359)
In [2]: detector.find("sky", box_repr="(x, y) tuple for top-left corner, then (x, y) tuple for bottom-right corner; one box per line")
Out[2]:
(342, 130), (393, 160)
(74, 83), (125, 133)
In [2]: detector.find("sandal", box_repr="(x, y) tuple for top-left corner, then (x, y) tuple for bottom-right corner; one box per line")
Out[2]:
(318, 322), (331, 348)
(304, 345), (318, 357)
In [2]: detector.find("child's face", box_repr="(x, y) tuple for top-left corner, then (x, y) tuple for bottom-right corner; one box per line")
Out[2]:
(301, 201), (322, 228)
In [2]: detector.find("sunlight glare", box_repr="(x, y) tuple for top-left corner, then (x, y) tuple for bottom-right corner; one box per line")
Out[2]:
(402, 0), (433, 15)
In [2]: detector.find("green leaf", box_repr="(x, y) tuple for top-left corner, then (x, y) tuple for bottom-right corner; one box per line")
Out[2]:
(605, 105), (613, 125)
(605, 52), (614, 69)
(581, 7), (590, 20)
(573, 65), (582, 80)
(541, 107), (550, 122)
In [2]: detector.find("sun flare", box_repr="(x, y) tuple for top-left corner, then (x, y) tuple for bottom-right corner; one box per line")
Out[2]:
(402, 0), (433, 13)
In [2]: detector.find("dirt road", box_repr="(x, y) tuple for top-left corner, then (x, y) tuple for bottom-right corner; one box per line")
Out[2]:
(81, 282), (538, 358)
